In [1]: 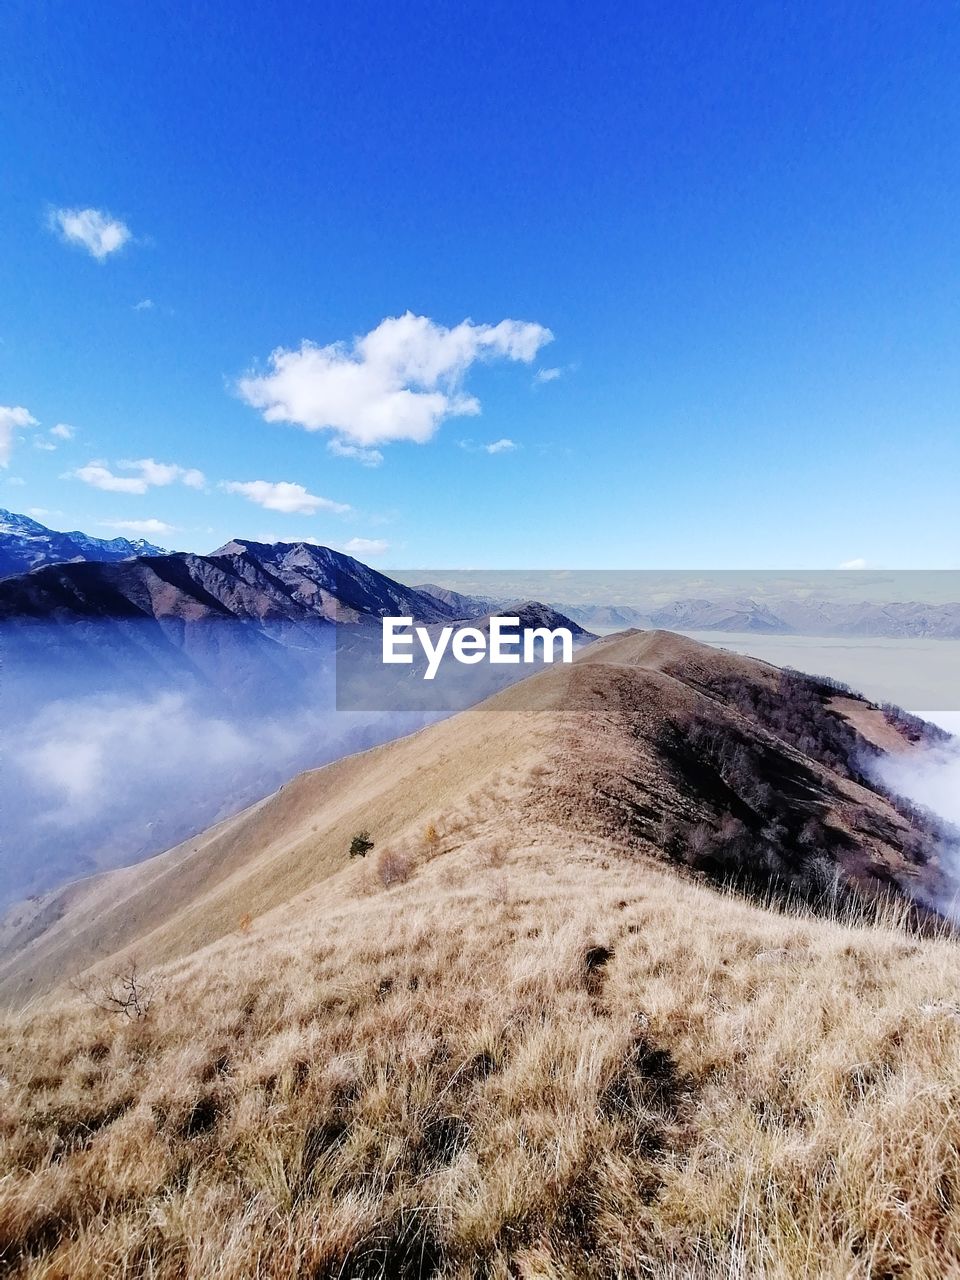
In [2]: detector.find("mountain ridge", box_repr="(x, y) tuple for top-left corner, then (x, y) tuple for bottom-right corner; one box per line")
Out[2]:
(0, 507), (168, 578)
(1, 627), (950, 1008)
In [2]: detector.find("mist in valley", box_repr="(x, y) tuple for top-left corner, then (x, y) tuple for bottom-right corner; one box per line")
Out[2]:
(0, 620), (438, 909)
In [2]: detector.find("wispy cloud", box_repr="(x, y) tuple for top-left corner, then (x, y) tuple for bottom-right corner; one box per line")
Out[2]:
(238, 312), (553, 454)
(48, 206), (132, 261)
(221, 479), (351, 515)
(838, 557), (869, 570)
(341, 537), (389, 556)
(34, 423), (76, 452)
(534, 366), (563, 383)
(459, 436), (520, 455)
(0, 405), (38, 467)
(328, 439), (384, 467)
(68, 458), (205, 494)
(98, 518), (174, 536)
(133, 298), (154, 311)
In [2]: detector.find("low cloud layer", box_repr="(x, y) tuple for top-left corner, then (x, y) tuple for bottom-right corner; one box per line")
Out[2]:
(238, 312), (553, 452)
(1, 667), (431, 907)
(872, 737), (960, 830)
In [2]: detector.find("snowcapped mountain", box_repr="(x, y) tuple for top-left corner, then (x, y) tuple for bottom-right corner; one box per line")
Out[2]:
(0, 508), (169, 577)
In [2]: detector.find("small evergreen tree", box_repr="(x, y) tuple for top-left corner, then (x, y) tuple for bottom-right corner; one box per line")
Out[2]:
(350, 830), (374, 859)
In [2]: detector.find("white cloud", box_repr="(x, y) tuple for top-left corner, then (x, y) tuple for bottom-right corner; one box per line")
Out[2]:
(839, 557), (868, 570)
(534, 366), (563, 383)
(69, 458), (206, 494)
(27, 507), (53, 518)
(238, 312), (553, 452)
(221, 479), (351, 516)
(328, 438), (384, 467)
(70, 462), (147, 494)
(0, 405), (39, 467)
(341, 537), (389, 556)
(50, 423), (74, 440)
(459, 436), (520, 455)
(34, 439), (57, 452)
(119, 458), (205, 489)
(6, 476), (26, 486)
(48, 206), (132, 261)
(99, 518), (175, 536)
(133, 298), (154, 311)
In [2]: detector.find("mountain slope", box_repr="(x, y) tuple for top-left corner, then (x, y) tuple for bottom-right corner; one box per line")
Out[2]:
(0, 508), (168, 578)
(0, 540), (455, 626)
(2, 632), (960, 1279)
(1, 629), (948, 1007)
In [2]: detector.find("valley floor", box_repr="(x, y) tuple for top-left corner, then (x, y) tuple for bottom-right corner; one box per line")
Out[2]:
(3, 827), (960, 1278)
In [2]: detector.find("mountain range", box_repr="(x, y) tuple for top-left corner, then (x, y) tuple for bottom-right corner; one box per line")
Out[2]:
(556, 595), (960, 638)
(3, 508), (959, 638)
(0, 507), (168, 578)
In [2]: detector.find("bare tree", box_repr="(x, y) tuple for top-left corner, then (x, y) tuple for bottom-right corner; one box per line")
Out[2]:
(73, 959), (161, 1019)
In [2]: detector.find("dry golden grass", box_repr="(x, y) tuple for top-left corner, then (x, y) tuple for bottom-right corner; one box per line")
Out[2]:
(4, 827), (960, 1278)
(2, 631), (954, 1275)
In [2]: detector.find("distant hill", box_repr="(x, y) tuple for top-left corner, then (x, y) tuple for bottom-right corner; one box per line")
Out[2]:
(0, 507), (168, 577)
(413, 582), (499, 617)
(559, 594), (960, 638)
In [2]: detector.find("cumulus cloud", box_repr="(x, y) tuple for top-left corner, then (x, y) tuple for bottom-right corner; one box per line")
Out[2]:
(341, 537), (389, 556)
(69, 458), (205, 494)
(70, 462), (146, 494)
(98, 518), (175, 536)
(328, 439), (384, 467)
(50, 423), (74, 440)
(0, 405), (38, 467)
(48, 206), (132, 261)
(221, 479), (351, 515)
(238, 312), (553, 452)
(119, 458), (205, 489)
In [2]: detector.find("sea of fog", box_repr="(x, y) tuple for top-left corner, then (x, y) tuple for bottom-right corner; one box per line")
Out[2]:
(1, 625), (957, 912)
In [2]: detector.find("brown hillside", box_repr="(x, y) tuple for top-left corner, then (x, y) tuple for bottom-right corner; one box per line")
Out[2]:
(0, 630), (942, 1008)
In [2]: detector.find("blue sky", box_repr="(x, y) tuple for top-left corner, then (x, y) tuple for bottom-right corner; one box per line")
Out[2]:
(1, 1), (958, 569)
